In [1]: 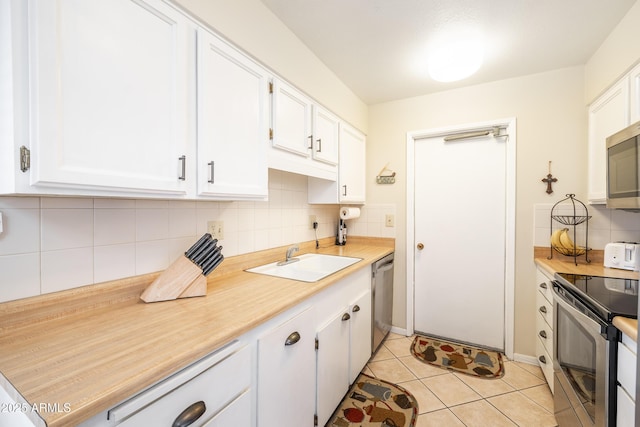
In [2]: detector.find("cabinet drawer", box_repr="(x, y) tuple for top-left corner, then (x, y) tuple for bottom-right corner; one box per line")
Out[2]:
(536, 311), (554, 355)
(110, 342), (251, 426)
(536, 289), (553, 328)
(618, 337), (636, 400)
(536, 269), (554, 304)
(617, 385), (635, 427)
(535, 336), (554, 393)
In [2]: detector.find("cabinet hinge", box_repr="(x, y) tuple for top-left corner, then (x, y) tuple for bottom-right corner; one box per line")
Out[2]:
(269, 128), (273, 140)
(315, 337), (319, 350)
(19, 146), (30, 172)
(314, 414), (318, 426)
(268, 81), (273, 94)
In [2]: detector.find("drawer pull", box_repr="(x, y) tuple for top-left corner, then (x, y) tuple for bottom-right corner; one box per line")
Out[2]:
(285, 331), (301, 346)
(342, 313), (351, 321)
(539, 306), (547, 314)
(539, 355), (547, 364)
(539, 330), (547, 339)
(352, 305), (360, 313)
(539, 282), (547, 289)
(172, 401), (206, 427)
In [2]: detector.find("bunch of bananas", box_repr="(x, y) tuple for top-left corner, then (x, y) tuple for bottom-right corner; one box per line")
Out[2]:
(550, 228), (586, 255)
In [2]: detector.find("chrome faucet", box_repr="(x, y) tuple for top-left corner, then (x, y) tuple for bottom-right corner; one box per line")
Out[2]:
(278, 245), (300, 266)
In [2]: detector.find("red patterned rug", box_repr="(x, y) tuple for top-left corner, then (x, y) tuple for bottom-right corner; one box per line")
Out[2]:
(326, 374), (418, 427)
(410, 335), (505, 378)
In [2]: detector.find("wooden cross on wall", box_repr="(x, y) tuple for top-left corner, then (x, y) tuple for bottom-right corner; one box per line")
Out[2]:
(541, 161), (557, 194)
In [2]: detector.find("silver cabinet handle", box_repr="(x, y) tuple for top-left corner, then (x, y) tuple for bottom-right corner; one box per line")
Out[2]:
(539, 306), (547, 314)
(316, 138), (322, 152)
(178, 155), (186, 181)
(539, 330), (547, 339)
(342, 185), (347, 196)
(285, 331), (301, 346)
(538, 355), (546, 364)
(207, 161), (214, 184)
(539, 282), (547, 289)
(342, 313), (351, 321)
(352, 305), (360, 313)
(308, 135), (313, 150)
(172, 401), (206, 427)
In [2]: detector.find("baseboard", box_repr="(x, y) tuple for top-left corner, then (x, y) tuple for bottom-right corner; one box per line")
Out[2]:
(390, 326), (409, 336)
(512, 352), (538, 365)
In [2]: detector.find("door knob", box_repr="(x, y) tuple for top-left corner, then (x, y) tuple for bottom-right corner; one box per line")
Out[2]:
(417, 243), (424, 250)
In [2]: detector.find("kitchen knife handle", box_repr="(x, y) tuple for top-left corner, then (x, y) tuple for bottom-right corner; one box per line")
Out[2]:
(285, 331), (301, 346)
(178, 155), (186, 181)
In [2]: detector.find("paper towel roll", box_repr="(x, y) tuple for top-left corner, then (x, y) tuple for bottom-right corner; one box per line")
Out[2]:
(340, 207), (361, 220)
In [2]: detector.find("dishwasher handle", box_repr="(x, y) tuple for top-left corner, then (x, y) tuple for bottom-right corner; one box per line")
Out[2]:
(375, 260), (394, 273)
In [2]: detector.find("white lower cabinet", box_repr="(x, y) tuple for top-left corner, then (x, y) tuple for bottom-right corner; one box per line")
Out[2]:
(257, 306), (316, 427)
(535, 267), (554, 393)
(108, 341), (251, 427)
(617, 332), (636, 426)
(349, 290), (373, 383)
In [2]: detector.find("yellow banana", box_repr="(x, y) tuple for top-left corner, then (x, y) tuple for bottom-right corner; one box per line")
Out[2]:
(559, 229), (575, 251)
(550, 228), (567, 249)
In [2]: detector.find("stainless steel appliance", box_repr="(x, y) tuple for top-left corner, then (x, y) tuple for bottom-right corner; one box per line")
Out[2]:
(372, 253), (394, 353)
(606, 120), (640, 209)
(553, 273), (638, 426)
(604, 242), (640, 272)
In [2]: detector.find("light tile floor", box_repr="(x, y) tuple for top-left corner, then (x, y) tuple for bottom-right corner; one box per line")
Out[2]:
(361, 333), (558, 427)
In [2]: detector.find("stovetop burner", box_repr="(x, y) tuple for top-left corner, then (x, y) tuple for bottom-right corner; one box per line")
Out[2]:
(555, 273), (638, 322)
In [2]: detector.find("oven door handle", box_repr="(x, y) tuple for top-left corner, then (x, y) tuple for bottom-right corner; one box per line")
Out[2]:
(552, 284), (605, 335)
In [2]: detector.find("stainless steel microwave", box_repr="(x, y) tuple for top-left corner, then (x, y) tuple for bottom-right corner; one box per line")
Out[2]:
(606, 120), (640, 209)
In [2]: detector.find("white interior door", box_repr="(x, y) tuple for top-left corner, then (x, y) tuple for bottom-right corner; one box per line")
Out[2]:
(413, 131), (507, 351)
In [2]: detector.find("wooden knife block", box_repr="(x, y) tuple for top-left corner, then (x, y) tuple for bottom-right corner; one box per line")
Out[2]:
(140, 256), (207, 303)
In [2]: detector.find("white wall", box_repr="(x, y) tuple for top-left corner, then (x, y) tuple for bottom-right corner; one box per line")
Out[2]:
(585, 0), (640, 103)
(368, 66), (589, 357)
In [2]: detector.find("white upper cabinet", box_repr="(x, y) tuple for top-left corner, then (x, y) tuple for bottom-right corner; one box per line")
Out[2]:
(196, 27), (269, 200)
(587, 76), (629, 204)
(269, 78), (338, 181)
(27, 0), (192, 196)
(308, 122), (366, 204)
(311, 105), (339, 166)
(629, 63), (640, 124)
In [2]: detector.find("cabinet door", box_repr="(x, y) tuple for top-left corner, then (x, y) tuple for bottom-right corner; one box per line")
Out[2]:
(349, 290), (372, 384)
(272, 79), (312, 157)
(587, 76), (630, 203)
(29, 0), (191, 196)
(202, 390), (252, 427)
(197, 28), (269, 199)
(339, 123), (366, 203)
(257, 307), (315, 427)
(316, 308), (350, 427)
(312, 105), (339, 165)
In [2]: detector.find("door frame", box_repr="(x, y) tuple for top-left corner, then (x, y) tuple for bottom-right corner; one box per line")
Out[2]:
(405, 118), (516, 359)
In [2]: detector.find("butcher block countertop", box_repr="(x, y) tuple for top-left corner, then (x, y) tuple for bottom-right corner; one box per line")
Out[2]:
(0, 237), (394, 427)
(534, 247), (639, 343)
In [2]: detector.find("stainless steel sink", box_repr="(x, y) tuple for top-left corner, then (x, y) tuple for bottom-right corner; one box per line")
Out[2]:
(245, 253), (362, 282)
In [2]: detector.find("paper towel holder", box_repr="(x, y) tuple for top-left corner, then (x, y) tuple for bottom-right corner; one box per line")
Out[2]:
(376, 163), (396, 184)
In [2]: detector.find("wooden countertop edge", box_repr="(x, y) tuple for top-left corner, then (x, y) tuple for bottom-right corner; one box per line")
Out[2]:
(0, 237), (394, 427)
(534, 247), (639, 343)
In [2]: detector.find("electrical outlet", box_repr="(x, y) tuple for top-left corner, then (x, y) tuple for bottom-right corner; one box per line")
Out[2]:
(309, 215), (317, 229)
(207, 221), (224, 239)
(385, 214), (394, 227)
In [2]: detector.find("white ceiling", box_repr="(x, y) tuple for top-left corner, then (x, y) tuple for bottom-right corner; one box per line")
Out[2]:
(260, 0), (636, 104)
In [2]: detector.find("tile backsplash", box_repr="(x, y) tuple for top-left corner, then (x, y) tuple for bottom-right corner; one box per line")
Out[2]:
(534, 203), (640, 249)
(0, 170), (396, 302)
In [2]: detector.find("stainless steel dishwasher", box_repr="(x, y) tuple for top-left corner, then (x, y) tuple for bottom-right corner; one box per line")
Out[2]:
(372, 252), (394, 354)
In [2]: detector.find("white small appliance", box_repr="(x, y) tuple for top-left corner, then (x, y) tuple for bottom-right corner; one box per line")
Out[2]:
(604, 242), (640, 271)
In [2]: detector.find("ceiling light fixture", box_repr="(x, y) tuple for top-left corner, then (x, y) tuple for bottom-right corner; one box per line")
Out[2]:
(427, 38), (484, 82)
